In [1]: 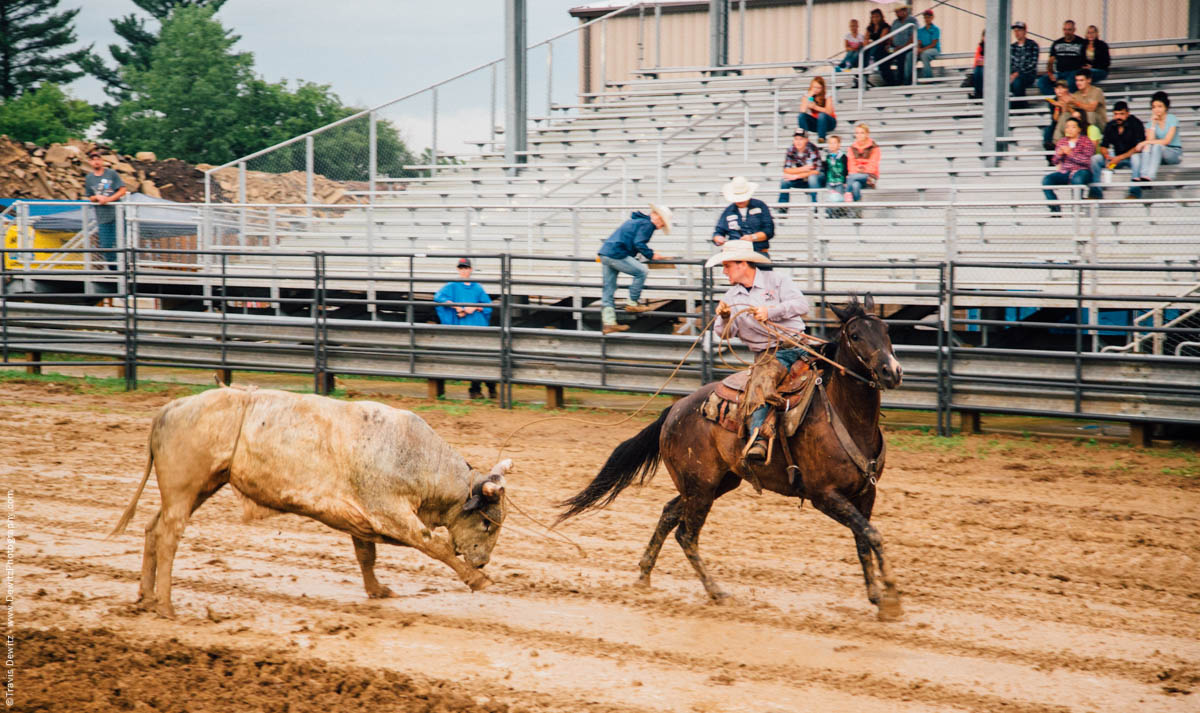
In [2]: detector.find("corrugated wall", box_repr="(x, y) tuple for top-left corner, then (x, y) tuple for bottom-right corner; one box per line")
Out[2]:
(578, 0), (1189, 93)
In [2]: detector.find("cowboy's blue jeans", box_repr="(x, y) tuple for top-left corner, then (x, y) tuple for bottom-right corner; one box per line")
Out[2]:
(749, 347), (806, 432)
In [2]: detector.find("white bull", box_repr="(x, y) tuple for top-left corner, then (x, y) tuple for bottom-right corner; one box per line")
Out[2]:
(110, 386), (510, 618)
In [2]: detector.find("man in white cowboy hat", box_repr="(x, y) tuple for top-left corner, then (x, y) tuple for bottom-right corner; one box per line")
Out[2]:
(712, 176), (775, 256)
(596, 203), (672, 334)
(709, 240), (810, 463)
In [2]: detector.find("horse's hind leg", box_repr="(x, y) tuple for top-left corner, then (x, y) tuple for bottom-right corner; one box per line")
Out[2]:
(636, 496), (682, 588)
(814, 490), (902, 620)
(675, 492), (728, 602)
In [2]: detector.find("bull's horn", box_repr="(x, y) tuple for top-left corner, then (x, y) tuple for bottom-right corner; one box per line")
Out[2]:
(481, 479), (505, 500)
(490, 458), (513, 476)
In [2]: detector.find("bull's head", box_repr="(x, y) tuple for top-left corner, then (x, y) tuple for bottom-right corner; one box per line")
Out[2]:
(450, 458), (511, 569)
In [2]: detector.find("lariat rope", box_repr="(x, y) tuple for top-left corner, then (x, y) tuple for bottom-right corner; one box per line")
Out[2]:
(491, 304), (876, 547)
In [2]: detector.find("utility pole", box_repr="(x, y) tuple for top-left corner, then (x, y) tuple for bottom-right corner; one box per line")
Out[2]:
(981, 0), (1012, 167)
(505, 0), (527, 173)
(709, 0), (728, 74)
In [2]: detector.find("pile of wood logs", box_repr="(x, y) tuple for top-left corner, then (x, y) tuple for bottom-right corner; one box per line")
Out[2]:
(0, 135), (365, 205)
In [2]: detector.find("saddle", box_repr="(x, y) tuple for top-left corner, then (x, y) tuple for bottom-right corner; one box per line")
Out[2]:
(701, 359), (820, 438)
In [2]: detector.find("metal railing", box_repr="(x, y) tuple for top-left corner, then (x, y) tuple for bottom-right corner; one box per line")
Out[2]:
(202, 2), (654, 205)
(4, 248), (1200, 434)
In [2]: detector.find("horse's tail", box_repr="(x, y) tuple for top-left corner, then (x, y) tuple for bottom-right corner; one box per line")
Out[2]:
(557, 407), (670, 523)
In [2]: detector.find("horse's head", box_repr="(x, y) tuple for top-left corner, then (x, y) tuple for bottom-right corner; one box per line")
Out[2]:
(830, 294), (903, 390)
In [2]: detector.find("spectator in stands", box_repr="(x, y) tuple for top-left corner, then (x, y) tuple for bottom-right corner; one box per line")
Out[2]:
(798, 77), (837, 142)
(916, 9), (941, 79)
(84, 151), (126, 270)
(1009, 21), (1040, 96)
(863, 8), (890, 83)
(596, 205), (671, 334)
(836, 19), (865, 73)
(1081, 25), (1111, 85)
(1130, 91), (1184, 194)
(778, 128), (823, 210)
(845, 123), (881, 203)
(713, 177), (774, 256)
(822, 134), (849, 217)
(880, 5), (918, 86)
(1068, 107), (1102, 143)
(1069, 69), (1107, 132)
(434, 258), (497, 398)
(969, 30), (986, 99)
(1038, 20), (1087, 95)
(1042, 117), (1096, 212)
(1090, 101), (1145, 199)
(1043, 80), (1073, 156)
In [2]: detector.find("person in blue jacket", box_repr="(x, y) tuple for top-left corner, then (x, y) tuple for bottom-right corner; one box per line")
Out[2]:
(434, 258), (496, 398)
(596, 204), (672, 334)
(712, 176), (775, 256)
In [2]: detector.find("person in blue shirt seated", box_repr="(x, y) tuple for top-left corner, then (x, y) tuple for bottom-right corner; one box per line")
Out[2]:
(596, 204), (672, 334)
(434, 258), (496, 398)
(712, 176), (775, 256)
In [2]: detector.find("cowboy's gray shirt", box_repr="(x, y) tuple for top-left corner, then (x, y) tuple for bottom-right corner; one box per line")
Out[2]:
(713, 268), (810, 352)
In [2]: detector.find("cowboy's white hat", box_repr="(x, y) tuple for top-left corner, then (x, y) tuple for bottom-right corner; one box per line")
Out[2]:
(648, 203), (673, 234)
(721, 176), (758, 203)
(704, 238), (771, 268)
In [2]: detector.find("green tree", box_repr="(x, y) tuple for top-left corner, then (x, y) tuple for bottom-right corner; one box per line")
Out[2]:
(105, 6), (419, 179)
(105, 6), (252, 163)
(0, 83), (94, 144)
(78, 0), (227, 104)
(0, 0), (89, 99)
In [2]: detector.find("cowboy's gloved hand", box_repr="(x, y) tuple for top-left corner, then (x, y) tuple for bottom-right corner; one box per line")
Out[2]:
(716, 301), (731, 317)
(712, 235), (726, 246)
(753, 306), (770, 322)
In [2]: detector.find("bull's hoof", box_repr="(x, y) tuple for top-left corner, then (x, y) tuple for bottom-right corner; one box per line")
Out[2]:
(366, 585), (395, 599)
(876, 594), (903, 622)
(466, 573), (492, 592)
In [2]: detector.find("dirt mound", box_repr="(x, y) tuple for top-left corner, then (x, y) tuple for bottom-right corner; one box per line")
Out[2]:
(21, 627), (506, 713)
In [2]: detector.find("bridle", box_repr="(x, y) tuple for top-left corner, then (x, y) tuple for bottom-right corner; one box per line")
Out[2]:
(835, 314), (889, 390)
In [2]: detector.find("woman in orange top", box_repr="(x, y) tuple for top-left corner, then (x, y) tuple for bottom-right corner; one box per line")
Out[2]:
(845, 123), (881, 202)
(798, 77), (837, 142)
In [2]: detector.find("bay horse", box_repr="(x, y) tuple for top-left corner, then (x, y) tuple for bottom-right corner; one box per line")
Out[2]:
(559, 295), (904, 620)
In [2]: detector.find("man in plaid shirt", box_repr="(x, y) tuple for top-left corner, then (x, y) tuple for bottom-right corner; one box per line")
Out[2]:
(778, 128), (824, 209)
(1009, 21), (1040, 96)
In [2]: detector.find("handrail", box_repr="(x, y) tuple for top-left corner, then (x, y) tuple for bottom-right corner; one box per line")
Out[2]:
(203, 2), (650, 201)
(542, 155), (626, 199)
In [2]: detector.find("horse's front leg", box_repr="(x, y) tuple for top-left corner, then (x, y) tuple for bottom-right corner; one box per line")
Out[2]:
(813, 488), (901, 621)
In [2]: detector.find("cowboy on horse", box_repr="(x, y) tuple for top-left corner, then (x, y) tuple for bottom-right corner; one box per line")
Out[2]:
(709, 239), (811, 464)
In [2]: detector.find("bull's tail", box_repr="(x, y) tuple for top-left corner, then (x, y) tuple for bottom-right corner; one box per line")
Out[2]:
(108, 449), (155, 539)
(557, 407), (670, 523)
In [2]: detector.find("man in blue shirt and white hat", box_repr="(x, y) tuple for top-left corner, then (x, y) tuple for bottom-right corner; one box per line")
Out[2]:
(434, 257), (496, 398)
(596, 204), (672, 334)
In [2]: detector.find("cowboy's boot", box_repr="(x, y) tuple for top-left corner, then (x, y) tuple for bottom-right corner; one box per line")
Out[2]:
(601, 306), (629, 334)
(747, 356), (788, 408)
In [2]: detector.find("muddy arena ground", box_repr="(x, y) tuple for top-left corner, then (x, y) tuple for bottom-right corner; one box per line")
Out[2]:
(4, 378), (1199, 713)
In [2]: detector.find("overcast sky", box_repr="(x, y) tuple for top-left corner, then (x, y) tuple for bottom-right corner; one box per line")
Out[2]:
(67, 0), (601, 154)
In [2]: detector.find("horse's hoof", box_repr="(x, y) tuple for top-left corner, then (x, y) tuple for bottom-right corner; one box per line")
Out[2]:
(633, 575), (652, 590)
(366, 585), (395, 599)
(155, 603), (177, 620)
(709, 590), (733, 604)
(876, 595), (903, 622)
